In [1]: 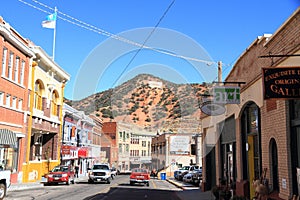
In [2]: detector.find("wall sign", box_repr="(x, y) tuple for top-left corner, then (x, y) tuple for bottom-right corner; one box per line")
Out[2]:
(213, 86), (240, 104)
(262, 67), (300, 99)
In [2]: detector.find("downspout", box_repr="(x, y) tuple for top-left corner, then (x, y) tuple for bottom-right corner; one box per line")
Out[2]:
(58, 81), (66, 164)
(24, 60), (37, 182)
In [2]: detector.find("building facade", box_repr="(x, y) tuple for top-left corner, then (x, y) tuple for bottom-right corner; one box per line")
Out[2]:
(0, 17), (35, 183)
(23, 44), (70, 183)
(151, 132), (199, 177)
(201, 8), (300, 199)
(129, 132), (154, 170)
(62, 104), (102, 177)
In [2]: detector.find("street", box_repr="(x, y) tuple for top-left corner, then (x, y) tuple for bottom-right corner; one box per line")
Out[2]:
(6, 175), (183, 200)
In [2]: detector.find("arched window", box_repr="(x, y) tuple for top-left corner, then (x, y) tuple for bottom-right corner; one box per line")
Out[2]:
(34, 80), (43, 110)
(51, 91), (59, 116)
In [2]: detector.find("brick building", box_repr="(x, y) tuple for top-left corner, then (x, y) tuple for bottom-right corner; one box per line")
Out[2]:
(201, 8), (300, 199)
(0, 17), (35, 183)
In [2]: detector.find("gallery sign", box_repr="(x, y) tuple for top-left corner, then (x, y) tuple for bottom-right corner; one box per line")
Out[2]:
(213, 86), (240, 104)
(262, 67), (300, 99)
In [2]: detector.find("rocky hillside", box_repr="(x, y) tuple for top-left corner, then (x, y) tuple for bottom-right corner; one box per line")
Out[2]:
(65, 74), (208, 133)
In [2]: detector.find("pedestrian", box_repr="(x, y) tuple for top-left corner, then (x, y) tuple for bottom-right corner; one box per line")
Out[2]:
(75, 166), (79, 178)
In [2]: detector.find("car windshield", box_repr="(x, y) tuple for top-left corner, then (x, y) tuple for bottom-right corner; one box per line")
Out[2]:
(181, 166), (190, 170)
(93, 165), (109, 170)
(132, 168), (148, 173)
(52, 166), (68, 172)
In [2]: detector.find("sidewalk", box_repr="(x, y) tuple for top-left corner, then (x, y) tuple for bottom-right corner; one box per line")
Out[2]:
(166, 178), (214, 200)
(8, 175), (88, 192)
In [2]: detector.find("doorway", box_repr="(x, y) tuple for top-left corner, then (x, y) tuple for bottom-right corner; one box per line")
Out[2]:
(270, 138), (279, 191)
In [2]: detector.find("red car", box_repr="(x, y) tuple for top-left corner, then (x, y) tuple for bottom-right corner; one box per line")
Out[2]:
(45, 165), (75, 185)
(129, 168), (150, 186)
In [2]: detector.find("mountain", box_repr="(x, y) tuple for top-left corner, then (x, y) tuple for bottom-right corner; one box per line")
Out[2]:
(65, 74), (208, 133)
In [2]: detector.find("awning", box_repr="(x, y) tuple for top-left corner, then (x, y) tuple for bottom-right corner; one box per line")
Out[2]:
(78, 147), (88, 158)
(0, 129), (17, 147)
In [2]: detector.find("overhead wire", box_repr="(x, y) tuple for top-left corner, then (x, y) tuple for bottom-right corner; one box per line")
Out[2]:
(112, 0), (176, 87)
(17, 0), (225, 66)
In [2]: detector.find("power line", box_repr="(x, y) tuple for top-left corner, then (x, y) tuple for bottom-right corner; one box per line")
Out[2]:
(112, 0), (176, 88)
(17, 0), (219, 65)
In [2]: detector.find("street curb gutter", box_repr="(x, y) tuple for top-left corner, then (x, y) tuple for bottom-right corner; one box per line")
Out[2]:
(166, 179), (185, 190)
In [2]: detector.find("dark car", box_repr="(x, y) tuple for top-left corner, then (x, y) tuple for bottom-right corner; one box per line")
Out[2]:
(45, 165), (75, 185)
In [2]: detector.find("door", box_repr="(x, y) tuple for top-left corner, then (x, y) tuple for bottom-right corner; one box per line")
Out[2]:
(270, 139), (279, 191)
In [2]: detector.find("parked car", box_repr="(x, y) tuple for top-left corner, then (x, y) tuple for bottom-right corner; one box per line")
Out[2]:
(192, 167), (202, 186)
(110, 167), (118, 179)
(45, 165), (75, 185)
(129, 168), (150, 186)
(182, 171), (195, 183)
(88, 163), (111, 184)
(178, 170), (189, 181)
(174, 165), (200, 180)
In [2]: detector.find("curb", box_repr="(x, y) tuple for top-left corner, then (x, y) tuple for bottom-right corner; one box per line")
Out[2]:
(166, 179), (186, 190)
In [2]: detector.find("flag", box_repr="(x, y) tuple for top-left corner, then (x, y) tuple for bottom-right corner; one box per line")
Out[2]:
(41, 13), (57, 29)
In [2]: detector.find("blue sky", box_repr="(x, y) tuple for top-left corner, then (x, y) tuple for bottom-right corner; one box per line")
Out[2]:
(1, 0), (299, 100)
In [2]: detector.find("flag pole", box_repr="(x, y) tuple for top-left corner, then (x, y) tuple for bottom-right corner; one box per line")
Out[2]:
(52, 6), (57, 61)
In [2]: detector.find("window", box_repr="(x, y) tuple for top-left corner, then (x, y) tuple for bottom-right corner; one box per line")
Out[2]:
(14, 57), (19, 82)
(0, 92), (3, 105)
(20, 60), (25, 85)
(119, 132), (122, 139)
(8, 52), (13, 79)
(142, 141), (146, 147)
(12, 97), (17, 109)
(119, 144), (122, 153)
(18, 99), (23, 110)
(1, 48), (7, 76)
(34, 81), (43, 110)
(6, 94), (11, 107)
(51, 91), (58, 116)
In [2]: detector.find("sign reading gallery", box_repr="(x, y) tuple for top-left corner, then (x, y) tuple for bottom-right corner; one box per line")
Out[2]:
(262, 67), (300, 99)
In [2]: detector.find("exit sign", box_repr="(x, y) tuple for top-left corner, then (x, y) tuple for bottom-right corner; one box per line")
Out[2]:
(213, 86), (240, 104)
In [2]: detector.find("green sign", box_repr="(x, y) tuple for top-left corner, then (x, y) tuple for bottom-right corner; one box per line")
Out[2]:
(213, 86), (240, 104)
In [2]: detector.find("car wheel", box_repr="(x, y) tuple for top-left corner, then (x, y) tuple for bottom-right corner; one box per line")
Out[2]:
(106, 178), (111, 184)
(71, 178), (75, 184)
(88, 179), (93, 184)
(66, 178), (70, 185)
(0, 183), (6, 200)
(111, 175), (114, 179)
(130, 181), (134, 186)
(146, 182), (149, 187)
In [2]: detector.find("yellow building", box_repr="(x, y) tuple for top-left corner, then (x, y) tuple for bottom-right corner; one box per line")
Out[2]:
(23, 45), (70, 182)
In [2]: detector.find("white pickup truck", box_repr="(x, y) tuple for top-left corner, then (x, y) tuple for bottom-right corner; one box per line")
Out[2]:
(0, 169), (11, 200)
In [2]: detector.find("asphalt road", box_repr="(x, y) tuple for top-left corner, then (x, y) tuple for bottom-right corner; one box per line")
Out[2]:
(6, 175), (182, 200)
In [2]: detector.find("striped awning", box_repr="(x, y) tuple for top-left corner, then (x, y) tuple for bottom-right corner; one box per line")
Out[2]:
(0, 129), (17, 147)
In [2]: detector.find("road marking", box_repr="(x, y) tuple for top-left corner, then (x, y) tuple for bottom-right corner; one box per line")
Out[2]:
(151, 179), (157, 189)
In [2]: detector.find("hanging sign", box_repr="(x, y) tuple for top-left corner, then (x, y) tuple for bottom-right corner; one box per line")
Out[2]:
(262, 67), (300, 99)
(213, 86), (240, 104)
(200, 101), (226, 116)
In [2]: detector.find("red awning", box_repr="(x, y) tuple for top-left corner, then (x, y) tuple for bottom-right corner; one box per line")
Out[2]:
(78, 147), (88, 158)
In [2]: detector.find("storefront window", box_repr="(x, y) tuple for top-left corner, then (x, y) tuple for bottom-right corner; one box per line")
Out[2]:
(0, 145), (18, 172)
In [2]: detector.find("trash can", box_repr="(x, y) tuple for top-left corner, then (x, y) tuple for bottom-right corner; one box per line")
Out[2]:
(160, 172), (166, 180)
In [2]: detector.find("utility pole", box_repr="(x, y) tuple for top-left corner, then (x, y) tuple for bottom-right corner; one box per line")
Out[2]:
(218, 61), (222, 83)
